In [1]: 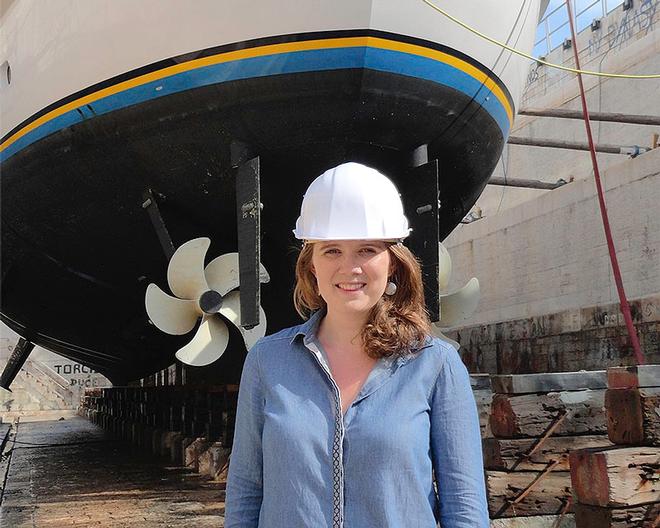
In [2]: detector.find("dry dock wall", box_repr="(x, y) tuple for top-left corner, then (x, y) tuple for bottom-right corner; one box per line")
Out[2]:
(444, 146), (660, 373)
(476, 0), (660, 216)
(0, 332), (111, 417)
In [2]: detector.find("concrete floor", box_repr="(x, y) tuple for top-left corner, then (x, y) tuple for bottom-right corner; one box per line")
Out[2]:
(0, 416), (225, 527)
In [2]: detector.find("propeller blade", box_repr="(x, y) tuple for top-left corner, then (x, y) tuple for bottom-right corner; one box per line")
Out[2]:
(205, 252), (270, 296)
(218, 290), (267, 350)
(438, 242), (452, 292)
(145, 284), (200, 335)
(175, 315), (229, 367)
(167, 237), (210, 300)
(437, 277), (480, 328)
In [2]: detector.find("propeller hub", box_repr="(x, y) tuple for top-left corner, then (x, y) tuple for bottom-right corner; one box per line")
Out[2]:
(199, 290), (223, 314)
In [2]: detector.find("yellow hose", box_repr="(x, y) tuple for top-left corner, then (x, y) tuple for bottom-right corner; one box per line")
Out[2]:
(421, 0), (660, 79)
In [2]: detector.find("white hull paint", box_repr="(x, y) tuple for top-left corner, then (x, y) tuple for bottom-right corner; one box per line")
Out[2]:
(1, 0), (543, 137)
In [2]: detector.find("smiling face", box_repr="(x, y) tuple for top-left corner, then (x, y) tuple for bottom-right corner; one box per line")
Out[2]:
(311, 240), (392, 319)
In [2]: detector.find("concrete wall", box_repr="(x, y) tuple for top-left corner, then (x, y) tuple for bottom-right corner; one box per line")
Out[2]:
(474, 0), (660, 217)
(446, 147), (659, 324)
(444, 1), (660, 373)
(443, 145), (659, 372)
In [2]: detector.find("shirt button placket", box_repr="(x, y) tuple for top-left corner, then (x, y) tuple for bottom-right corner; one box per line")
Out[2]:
(330, 383), (344, 528)
(305, 341), (345, 528)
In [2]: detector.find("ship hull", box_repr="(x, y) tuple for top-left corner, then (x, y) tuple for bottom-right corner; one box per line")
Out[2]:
(0, 3), (542, 382)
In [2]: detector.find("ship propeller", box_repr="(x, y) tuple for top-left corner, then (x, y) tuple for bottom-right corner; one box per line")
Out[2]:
(145, 237), (269, 367)
(432, 242), (480, 347)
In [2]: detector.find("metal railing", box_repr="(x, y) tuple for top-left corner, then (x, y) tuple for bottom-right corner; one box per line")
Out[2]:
(534, 0), (626, 57)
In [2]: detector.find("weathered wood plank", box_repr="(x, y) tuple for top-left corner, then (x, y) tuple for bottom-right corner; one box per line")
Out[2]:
(473, 389), (493, 438)
(574, 502), (660, 528)
(492, 371), (607, 395)
(490, 390), (606, 438)
(569, 446), (660, 507)
(470, 373), (492, 391)
(607, 365), (660, 389)
(483, 435), (613, 471)
(490, 514), (575, 527)
(606, 387), (660, 445)
(487, 470), (572, 518)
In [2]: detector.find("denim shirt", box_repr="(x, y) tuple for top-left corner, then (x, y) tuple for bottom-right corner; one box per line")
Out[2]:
(225, 310), (489, 527)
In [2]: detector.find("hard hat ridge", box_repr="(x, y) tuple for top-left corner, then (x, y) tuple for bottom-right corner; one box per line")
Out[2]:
(293, 162), (410, 241)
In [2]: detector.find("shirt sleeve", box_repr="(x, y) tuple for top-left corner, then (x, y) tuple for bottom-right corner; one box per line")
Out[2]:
(225, 342), (265, 527)
(430, 343), (489, 527)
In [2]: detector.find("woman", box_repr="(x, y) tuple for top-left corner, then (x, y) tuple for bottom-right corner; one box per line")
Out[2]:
(225, 162), (488, 527)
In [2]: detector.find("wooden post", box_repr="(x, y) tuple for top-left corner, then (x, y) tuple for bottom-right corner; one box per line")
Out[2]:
(169, 389), (182, 432)
(606, 365), (660, 445)
(206, 390), (224, 442)
(569, 447), (660, 508)
(606, 388), (660, 445)
(222, 385), (240, 447)
(471, 374), (493, 438)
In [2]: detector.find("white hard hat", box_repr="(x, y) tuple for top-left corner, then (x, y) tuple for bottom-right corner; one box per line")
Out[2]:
(293, 162), (410, 240)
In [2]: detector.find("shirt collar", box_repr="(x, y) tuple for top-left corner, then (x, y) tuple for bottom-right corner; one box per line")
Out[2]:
(289, 307), (326, 346)
(290, 308), (434, 361)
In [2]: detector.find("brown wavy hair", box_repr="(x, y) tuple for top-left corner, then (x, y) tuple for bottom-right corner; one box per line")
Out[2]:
(293, 242), (432, 358)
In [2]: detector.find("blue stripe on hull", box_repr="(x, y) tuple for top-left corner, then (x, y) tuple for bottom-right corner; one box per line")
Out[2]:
(1, 46), (509, 162)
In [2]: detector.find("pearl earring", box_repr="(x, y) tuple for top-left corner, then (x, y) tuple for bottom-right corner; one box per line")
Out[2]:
(385, 281), (397, 296)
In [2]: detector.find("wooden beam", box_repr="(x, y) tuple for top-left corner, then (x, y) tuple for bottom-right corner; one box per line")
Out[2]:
(606, 387), (660, 445)
(487, 177), (566, 190)
(519, 108), (660, 126)
(487, 471), (572, 517)
(490, 390), (607, 438)
(607, 365), (660, 389)
(483, 435), (613, 471)
(507, 136), (649, 155)
(569, 446), (660, 507)
(491, 371), (607, 395)
(470, 373), (492, 391)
